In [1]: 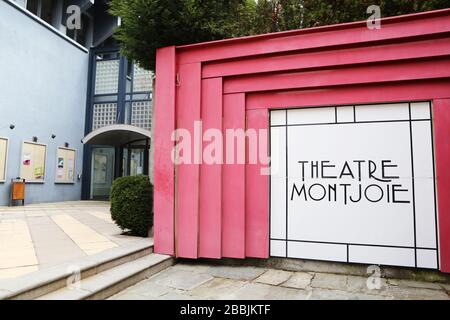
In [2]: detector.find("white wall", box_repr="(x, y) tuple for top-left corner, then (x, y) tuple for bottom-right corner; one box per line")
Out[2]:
(0, 0), (89, 205)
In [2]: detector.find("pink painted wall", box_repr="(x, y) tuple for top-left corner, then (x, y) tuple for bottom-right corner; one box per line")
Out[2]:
(153, 9), (450, 272)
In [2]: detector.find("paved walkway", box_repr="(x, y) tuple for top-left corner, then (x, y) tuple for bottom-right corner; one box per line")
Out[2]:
(111, 262), (450, 300)
(0, 201), (142, 279)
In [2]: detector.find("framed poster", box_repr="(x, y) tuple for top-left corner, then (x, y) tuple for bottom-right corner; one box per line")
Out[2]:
(55, 147), (76, 184)
(20, 141), (47, 183)
(0, 137), (8, 183)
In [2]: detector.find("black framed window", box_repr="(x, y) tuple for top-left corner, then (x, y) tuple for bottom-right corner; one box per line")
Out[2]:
(40, 0), (54, 24)
(26, 0), (39, 15)
(25, 0), (54, 24)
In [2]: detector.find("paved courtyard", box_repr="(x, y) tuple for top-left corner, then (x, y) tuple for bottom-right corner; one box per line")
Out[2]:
(0, 201), (142, 279)
(112, 262), (450, 300)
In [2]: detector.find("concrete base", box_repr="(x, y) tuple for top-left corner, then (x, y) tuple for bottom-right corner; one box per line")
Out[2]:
(185, 257), (450, 284)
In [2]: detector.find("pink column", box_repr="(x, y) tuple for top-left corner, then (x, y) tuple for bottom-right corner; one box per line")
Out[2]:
(433, 99), (450, 273)
(153, 46), (176, 255)
(222, 93), (246, 258)
(199, 78), (223, 258)
(175, 63), (202, 258)
(245, 108), (269, 258)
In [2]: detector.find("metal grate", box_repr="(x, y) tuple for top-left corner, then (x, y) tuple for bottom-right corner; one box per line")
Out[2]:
(92, 103), (117, 130)
(95, 60), (119, 95)
(133, 65), (153, 92)
(131, 101), (152, 131)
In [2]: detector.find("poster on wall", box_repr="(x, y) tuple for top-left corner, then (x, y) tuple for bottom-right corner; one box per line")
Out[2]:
(0, 138), (8, 182)
(55, 147), (76, 184)
(20, 142), (47, 183)
(270, 102), (439, 270)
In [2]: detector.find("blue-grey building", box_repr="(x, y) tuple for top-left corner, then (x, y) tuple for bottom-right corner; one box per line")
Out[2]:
(0, 0), (153, 206)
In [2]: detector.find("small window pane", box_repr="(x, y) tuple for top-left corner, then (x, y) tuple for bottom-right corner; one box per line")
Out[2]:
(40, 0), (55, 24)
(131, 101), (152, 131)
(133, 65), (153, 93)
(95, 60), (120, 95)
(26, 0), (39, 15)
(92, 103), (118, 131)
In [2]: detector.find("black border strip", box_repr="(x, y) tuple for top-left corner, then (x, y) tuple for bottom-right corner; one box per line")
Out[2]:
(269, 238), (437, 251)
(285, 109), (289, 258)
(270, 118), (432, 128)
(429, 102), (441, 270)
(408, 103), (418, 268)
(334, 107), (338, 124)
(268, 111), (272, 257)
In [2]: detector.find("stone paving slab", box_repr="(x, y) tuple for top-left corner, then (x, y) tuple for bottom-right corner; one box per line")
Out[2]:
(189, 278), (247, 299)
(0, 201), (145, 280)
(204, 265), (266, 281)
(111, 262), (450, 300)
(280, 272), (313, 289)
(151, 268), (214, 291)
(224, 282), (311, 300)
(255, 269), (293, 286)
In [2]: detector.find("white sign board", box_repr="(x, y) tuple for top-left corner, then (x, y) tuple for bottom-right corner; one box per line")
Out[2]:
(270, 102), (439, 269)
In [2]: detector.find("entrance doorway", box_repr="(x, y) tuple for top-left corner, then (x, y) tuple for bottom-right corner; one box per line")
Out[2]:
(123, 147), (147, 177)
(82, 124), (152, 200)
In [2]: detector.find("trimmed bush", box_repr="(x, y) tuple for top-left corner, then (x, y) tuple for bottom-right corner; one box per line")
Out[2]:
(110, 175), (153, 237)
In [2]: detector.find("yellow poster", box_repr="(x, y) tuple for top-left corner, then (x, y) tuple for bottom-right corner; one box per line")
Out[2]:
(20, 142), (47, 183)
(55, 147), (76, 183)
(0, 138), (8, 182)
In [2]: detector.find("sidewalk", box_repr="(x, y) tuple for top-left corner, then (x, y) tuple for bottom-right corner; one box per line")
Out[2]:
(111, 262), (450, 300)
(0, 201), (142, 279)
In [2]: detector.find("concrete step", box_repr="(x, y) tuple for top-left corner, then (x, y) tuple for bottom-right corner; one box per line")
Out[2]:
(37, 254), (174, 300)
(0, 238), (155, 300)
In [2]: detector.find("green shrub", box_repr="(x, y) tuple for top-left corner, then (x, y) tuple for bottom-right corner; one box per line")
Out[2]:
(110, 175), (153, 237)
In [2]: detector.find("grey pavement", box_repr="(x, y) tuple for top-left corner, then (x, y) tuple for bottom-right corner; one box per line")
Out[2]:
(111, 262), (450, 300)
(0, 201), (143, 279)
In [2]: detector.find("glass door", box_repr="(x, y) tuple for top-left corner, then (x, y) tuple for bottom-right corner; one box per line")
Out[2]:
(90, 147), (115, 199)
(129, 148), (145, 176)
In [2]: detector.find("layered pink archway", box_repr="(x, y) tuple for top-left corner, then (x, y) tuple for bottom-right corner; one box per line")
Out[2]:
(153, 9), (450, 272)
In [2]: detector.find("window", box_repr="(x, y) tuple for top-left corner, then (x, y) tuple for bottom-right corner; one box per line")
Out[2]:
(26, 0), (39, 15)
(25, 0), (55, 24)
(23, 0), (93, 48)
(40, 0), (55, 24)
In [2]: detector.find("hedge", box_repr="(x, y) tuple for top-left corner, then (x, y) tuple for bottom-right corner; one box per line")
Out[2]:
(110, 175), (153, 237)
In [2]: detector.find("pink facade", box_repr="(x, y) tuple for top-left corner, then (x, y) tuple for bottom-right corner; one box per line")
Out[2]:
(154, 9), (450, 273)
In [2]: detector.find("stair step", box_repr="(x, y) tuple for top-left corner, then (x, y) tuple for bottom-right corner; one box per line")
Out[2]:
(0, 238), (154, 300)
(37, 254), (174, 300)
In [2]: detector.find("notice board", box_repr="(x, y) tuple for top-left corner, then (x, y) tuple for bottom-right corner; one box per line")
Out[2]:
(55, 147), (76, 183)
(0, 137), (8, 182)
(21, 142), (47, 183)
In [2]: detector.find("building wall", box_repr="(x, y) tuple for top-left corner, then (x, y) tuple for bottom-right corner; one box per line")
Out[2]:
(0, 1), (89, 205)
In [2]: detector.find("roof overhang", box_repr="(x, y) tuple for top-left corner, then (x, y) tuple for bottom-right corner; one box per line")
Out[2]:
(82, 124), (151, 146)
